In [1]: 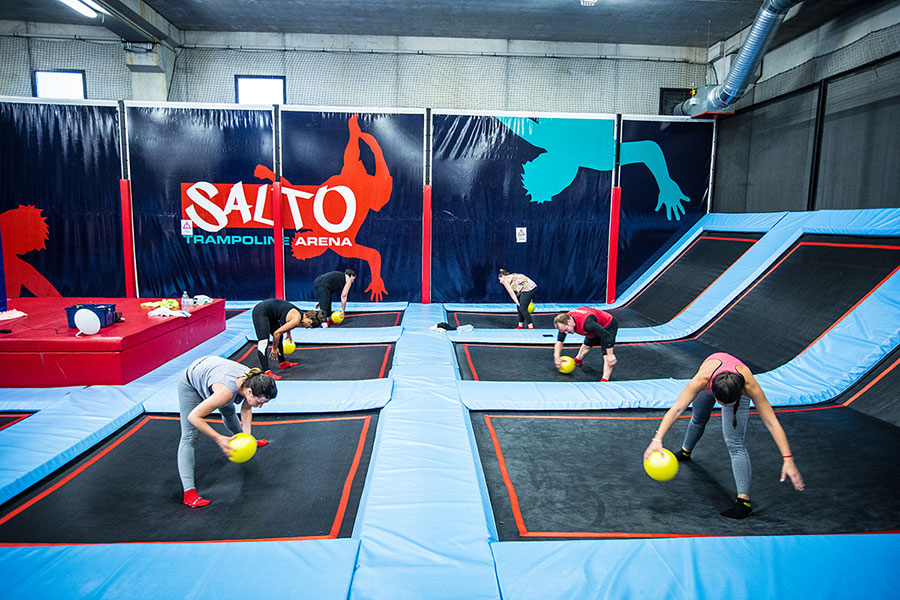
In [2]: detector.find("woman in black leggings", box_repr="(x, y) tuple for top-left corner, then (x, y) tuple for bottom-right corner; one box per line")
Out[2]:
(498, 269), (537, 329)
(251, 299), (320, 377)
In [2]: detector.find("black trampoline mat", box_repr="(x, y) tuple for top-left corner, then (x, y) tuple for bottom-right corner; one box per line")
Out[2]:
(448, 312), (559, 329)
(0, 413), (33, 432)
(230, 341), (394, 380)
(225, 308), (247, 320)
(334, 311), (403, 328)
(472, 406), (900, 540)
(613, 231), (762, 326)
(456, 234), (900, 381)
(836, 345), (900, 428)
(0, 412), (377, 544)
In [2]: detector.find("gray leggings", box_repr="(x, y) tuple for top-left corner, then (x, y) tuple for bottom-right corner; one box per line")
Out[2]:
(681, 390), (752, 496)
(177, 376), (243, 491)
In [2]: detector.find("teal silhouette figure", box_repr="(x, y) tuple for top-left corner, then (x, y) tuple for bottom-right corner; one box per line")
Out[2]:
(495, 116), (690, 220)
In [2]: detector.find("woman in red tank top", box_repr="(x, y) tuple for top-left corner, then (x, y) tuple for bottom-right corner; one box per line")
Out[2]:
(642, 353), (804, 519)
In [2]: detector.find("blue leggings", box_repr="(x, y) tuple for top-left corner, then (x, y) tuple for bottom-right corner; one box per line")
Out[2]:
(177, 376), (243, 491)
(681, 390), (752, 496)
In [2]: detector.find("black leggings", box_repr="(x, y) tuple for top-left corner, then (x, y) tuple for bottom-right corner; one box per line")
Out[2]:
(315, 284), (335, 317)
(516, 288), (537, 326)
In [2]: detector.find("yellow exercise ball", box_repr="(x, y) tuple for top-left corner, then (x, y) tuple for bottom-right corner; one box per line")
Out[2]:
(228, 433), (258, 463)
(282, 338), (296, 354)
(331, 311), (344, 324)
(558, 356), (575, 374)
(527, 301), (535, 313)
(643, 448), (678, 481)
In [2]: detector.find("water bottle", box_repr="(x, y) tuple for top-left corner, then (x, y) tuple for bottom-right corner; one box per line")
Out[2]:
(457, 324), (474, 332)
(181, 291), (190, 311)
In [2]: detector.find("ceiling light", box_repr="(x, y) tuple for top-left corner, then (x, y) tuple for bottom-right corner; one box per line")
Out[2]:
(57, 0), (98, 19)
(80, 0), (108, 14)
(580, 0), (598, 6)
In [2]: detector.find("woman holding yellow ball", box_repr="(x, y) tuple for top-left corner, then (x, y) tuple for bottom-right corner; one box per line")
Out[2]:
(497, 268), (537, 329)
(177, 356), (278, 508)
(643, 353), (805, 519)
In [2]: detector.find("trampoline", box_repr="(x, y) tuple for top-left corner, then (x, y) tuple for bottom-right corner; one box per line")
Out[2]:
(230, 341), (394, 380)
(448, 232), (762, 329)
(0, 411), (377, 544)
(472, 389), (900, 539)
(333, 310), (403, 328)
(457, 234), (900, 381)
(0, 413), (32, 432)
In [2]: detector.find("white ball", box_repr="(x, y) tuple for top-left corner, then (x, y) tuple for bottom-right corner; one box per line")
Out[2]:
(74, 308), (101, 335)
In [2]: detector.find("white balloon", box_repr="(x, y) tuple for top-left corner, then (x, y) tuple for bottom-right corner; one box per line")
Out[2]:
(74, 308), (101, 335)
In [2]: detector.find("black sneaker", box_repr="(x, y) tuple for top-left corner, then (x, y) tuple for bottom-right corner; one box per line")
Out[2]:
(720, 498), (753, 519)
(674, 449), (692, 462)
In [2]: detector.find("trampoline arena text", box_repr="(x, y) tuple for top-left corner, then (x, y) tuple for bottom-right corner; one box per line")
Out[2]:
(184, 234), (351, 247)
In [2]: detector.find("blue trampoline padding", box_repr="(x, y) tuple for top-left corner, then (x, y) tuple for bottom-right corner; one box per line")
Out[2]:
(398, 302), (445, 327)
(393, 330), (455, 366)
(490, 534), (900, 600)
(141, 378), (394, 413)
(0, 539), (360, 600)
(0, 387), (80, 411)
(349, 383), (500, 600)
(443, 303), (601, 313)
(0, 385), (143, 504)
(226, 301), (409, 312)
(448, 328), (577, 344)
(267, 326), (402, 344)
(458, 379), (684, 411)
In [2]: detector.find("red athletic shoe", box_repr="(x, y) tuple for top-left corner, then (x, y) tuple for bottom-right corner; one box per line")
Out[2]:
(256, 439), (269, 448)
(278, 361), (298, 369)
(264, 370), (282, 380)
(573, 357), (583, 366)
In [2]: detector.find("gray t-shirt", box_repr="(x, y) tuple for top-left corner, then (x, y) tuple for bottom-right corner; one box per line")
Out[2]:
(185, 356), (247, 407)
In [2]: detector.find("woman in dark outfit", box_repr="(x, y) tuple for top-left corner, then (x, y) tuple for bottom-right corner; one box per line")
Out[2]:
(251, 298), (320, 377)
(313, 268), (356, 323)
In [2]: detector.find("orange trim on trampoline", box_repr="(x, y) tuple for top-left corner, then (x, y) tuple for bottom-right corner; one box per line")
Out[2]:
(330, 415), (371, 538)
(0, 415), (155, 527)
(464, 344), (480, 381)
(0, 414), (373, 539)
(484, 415), (528, 536)
(842, 355), (900, 406)
(377, 345), (391, 379)
(0, 413), (31, 432)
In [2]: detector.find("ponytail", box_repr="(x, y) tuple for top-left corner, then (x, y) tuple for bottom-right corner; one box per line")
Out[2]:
(242, 367), (278, 400)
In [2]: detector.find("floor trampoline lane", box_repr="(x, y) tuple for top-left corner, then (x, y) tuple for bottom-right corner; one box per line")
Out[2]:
(0, 411), (378, 545)
(471, 407), (900, 540)
(447, 231), (763, 330)
(229, 341), (395, 380)
(336, 310), (403, 328)
(456, 234), (900, 382)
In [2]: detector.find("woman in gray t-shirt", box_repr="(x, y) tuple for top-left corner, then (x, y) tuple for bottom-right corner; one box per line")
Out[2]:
(178, 356), (278, 508)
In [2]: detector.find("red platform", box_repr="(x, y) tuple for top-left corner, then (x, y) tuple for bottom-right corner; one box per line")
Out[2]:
(0, 298), (226, 387)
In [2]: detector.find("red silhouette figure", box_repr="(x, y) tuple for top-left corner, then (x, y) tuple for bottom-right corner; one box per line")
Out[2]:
(255, 114), (393, 301)
(0, 205), (61, 297)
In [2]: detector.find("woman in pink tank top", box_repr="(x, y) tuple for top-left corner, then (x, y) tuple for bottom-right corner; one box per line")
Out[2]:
(643, 352), (804, 519)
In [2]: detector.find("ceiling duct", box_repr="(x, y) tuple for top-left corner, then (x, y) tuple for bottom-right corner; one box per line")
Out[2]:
(676, 0), (804, 118)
